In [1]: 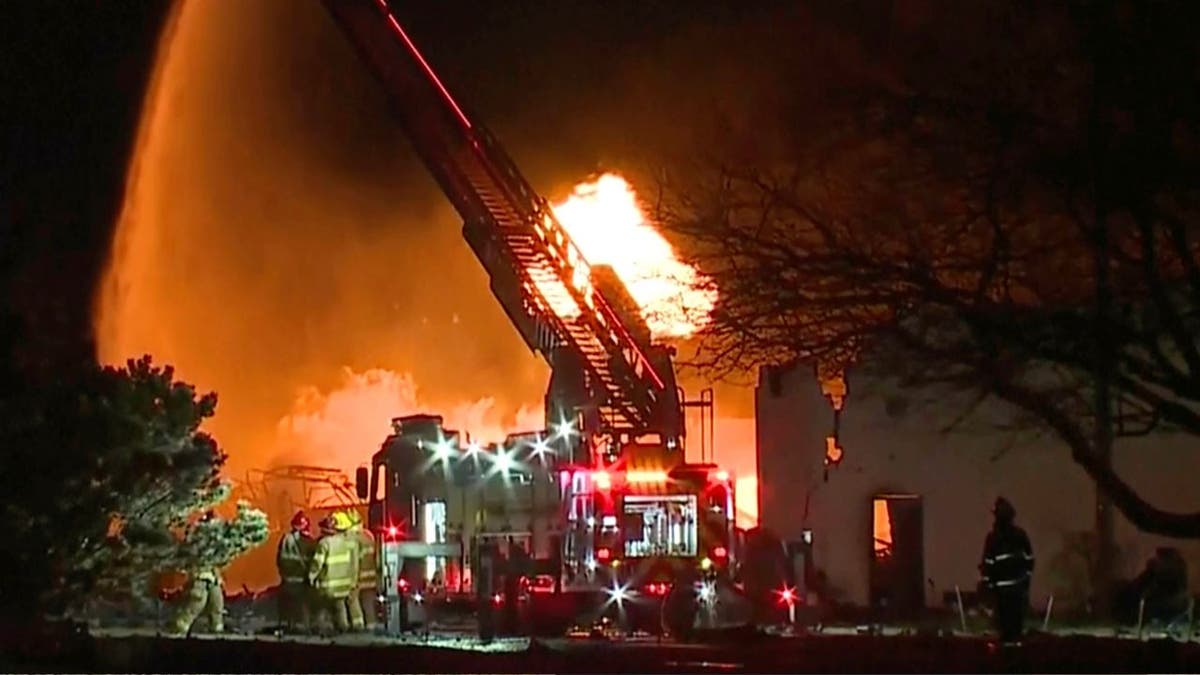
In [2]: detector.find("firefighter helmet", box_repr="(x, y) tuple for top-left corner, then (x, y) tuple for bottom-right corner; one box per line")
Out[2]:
(291, 510), (310, 531)
(346, 509), (363, 528)
(993, 497), (1016, 523)
(332, 511), (354, 532)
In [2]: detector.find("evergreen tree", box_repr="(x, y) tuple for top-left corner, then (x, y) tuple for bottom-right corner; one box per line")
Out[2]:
(0, 354), (267, 622)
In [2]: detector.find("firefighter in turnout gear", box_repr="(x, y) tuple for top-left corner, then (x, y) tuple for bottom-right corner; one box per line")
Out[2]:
(308, 514), (357, 634)
(345, 510), (377, 631)
(170, 512), (225, 635)
(276, 510), (315, 633)
(980, 497), (1034, 644)
(331, 510), (365, 631)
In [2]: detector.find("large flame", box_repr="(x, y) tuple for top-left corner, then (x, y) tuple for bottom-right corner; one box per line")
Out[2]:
(550, 173), (716, 339)
(272, 368), (542, 480)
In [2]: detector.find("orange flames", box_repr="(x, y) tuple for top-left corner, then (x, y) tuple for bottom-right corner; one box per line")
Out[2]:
(273, 368), (542, 480)
(549, 173), (716, 339)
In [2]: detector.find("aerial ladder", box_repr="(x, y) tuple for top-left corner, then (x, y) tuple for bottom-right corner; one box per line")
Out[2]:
(322, 0), (686, 466)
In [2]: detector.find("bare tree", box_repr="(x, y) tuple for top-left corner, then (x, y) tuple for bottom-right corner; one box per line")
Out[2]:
(661, 0), (1200, 547)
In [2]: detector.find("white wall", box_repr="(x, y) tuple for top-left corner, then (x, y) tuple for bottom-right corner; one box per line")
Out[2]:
(756, 364), (1200, 608)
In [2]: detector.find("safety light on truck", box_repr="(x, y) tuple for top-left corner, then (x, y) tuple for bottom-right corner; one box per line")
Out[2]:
(596, 547), (611, 561)
(592, 470), (611, 490)
(713, 546), (728, 559)
(778, 587), (796, 605)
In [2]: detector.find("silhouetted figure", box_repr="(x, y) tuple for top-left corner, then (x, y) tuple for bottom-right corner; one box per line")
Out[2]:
(979, 497), (1034, 644)
(1128, 547), (1190, 626)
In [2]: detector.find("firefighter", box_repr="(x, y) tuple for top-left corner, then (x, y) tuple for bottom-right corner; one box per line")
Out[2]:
(333, 509), (364, 629)
(308, 513), (356, 635)
(170, 512), (225, 635)
(276, 510), (315, 633)
(979, 497), (1034, 644)
(345, 509), (376, 629)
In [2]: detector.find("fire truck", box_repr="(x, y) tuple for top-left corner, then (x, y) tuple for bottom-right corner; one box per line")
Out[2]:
(323, 0), (740, 630)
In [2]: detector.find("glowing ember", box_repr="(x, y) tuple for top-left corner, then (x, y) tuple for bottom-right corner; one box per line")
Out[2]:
(551, 173), (716, 339)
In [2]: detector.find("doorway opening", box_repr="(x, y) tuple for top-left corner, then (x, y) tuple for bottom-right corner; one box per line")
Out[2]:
(869, 494), (925, 618)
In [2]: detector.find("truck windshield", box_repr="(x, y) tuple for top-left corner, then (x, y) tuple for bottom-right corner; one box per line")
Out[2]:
(623, 494), (697, 558)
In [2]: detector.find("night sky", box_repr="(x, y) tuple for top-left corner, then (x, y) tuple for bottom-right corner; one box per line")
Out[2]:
(4, 2), (174, 361)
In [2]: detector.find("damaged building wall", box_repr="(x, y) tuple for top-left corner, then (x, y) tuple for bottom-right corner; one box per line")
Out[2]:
(756, 363), (1200, 609)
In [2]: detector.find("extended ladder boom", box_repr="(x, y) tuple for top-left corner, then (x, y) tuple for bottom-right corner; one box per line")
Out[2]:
(324, 0), (681, 444)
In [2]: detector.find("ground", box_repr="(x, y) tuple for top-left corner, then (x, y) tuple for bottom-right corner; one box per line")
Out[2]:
(3, 623), (1199, 673)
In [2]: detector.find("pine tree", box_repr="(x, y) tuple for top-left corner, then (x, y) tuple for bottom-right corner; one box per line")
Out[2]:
(0, 354), (268, 622)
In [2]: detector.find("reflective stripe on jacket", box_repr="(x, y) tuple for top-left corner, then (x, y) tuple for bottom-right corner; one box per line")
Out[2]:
(309, 534), (356, 598)
(981, 524), (1035, 590)
(277, 530), (312, 584)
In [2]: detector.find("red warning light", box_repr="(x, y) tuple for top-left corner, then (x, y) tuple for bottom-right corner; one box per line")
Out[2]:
(596, 547), (611, 561)
(713, 546), (728, 559)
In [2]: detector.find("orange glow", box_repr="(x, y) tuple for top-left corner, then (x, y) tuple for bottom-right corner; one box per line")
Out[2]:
(735, 476), (759, 528)
(824, 436), (843, 466)
(872, 498), (893, 558)
(592, 470), (612, 490)
(275, 368), (542, 480)
(551, 174), (716, 339)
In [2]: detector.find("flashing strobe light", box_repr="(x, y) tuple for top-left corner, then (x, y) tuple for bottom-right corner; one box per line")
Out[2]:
(700, 557), (713, 571)
(492, 593), (503, 606)
(466, 440), (482, 456)
(494, 450), (515, 473)
(778, 587), (796, 605)
(778, 586), (798, 623)
(433, 437), (454, 460)
(596, 547), (611, 561)
(413, 592), (424, 604)
(606, 583), (632, 607)
(554, 418), (576, 438)
(398, 578), (409, 591)
(714, 470), (730, 483)
(532, 436), (552, 460)
(713, 546), (728, 559)
(698, 582), (715, 603)
(593, 470), (611, 490)
(386, 525), (400, 538)
(626, 470), (667, 483)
